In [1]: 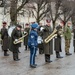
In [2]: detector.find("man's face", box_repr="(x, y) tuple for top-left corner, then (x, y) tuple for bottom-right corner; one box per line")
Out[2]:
(3, 24), (6, 27)
(17, 27), (21, 30)
(47, 23), (50, 26)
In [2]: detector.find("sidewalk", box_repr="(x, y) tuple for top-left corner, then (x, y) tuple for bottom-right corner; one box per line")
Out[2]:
(0, 37), (74, 75)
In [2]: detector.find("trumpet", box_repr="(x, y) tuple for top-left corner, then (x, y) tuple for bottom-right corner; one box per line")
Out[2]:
(13, 32), (28, 44)
(44, 28), (57, 43)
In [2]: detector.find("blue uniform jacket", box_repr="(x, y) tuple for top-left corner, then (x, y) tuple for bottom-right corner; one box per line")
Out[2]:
(28, 30), (38, 47)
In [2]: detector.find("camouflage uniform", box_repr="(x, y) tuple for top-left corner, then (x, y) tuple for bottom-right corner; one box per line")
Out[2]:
(64, 25), (72, 55)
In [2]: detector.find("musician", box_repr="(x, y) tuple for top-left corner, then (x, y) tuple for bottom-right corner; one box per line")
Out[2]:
(23, 23), (30, 51)
(42, 23), (53, 63)
(1, 22), (9, 56)
(54, 25), (63, 58)
(9, 25), (22, 61)
(28, 23), (39, 68)
(64, 23), (72, 55)
(38, 24), (44, 54)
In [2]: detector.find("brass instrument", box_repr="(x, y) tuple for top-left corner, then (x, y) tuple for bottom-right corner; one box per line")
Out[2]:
(13, 32), (28, 44)
(44, 25), (63, 43)
(44, 28), (57, 43)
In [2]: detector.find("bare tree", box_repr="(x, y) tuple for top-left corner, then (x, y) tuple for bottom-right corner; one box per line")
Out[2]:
(58, 0), (75, 26)
(46, 0), (62, 29)
(10, 0), (30, 25)
(29, 0), (49, 24)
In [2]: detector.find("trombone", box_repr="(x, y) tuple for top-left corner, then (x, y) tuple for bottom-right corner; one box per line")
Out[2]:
(13, 32), (28, 44)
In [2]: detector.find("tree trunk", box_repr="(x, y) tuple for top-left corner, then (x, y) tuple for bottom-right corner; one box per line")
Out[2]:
(10, 0), (17, 25)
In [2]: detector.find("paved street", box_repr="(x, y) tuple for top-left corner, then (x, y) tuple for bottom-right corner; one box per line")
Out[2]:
(0, 37), (75, 75)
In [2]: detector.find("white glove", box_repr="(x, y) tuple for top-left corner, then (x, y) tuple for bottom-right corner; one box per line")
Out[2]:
(15, 39), (18, 42)
(55, 37), (57, 38)
(40, 27), (44, 31)
(24, 31), (27, 34)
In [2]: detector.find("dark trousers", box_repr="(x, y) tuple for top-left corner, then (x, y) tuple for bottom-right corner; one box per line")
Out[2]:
(4, 50), (8, 56)
(30, 47), (37, 65)
(56, 51), (60, 57)
(45, 54), (50, 62)
(25, 45), (27, 50)
(39, 48), (44, 54)
(13, 52), (18, 60)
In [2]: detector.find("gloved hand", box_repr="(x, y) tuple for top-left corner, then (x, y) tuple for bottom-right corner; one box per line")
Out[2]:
(40, 27), (45, 31)
(24, 31), (27, 34)
(15, 39), (18, 42)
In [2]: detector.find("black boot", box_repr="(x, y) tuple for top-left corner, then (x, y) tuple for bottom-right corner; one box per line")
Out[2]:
(66, 53), (72, 56)
(39, 48), (44, 54)
(45, 54), (52, 63)
(13, 52), (20, 61)
(13, 52), (17, 60)
(16, 52), (20, 61)
(4, 51), (9, 56)
(30, 65), (36, 68)
(56, 52), (63, 58)
(25, 45), (27, 51)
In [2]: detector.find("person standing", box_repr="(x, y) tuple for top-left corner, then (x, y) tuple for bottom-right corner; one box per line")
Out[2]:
(1, 22), (9, 56)
(24, 23), (30, 51)
(38, 24), (44, 54)
(64, 23), (72, 55)
(42, 23), (53, 63)
(28, 23), (39, 68)
(9, 25), (22, 61)
(54, 25), (63, 58)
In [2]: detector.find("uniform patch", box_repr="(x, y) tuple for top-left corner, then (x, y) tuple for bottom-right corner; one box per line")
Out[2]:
(31, 35), (34, 38)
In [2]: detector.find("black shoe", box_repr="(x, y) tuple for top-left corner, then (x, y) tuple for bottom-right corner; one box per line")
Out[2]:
(30, 65), (36, 68)
(4, 54), (9, 56)
(66, 53), (72, 56)
(14, 59), (20, 61)
(56, 56), (63, 58)
(46, 60), (52, 63)
(18, 51), (21, 53)
(34, 64), (37, 66)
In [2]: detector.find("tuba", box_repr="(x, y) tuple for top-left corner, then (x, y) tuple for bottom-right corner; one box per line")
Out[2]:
(44, 28), (57, 43)
(13, 32), (28, 44)
(44, 25), (63, 43)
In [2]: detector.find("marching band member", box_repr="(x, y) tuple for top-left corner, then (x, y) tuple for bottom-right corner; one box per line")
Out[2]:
(28, 23), (39, 68)
(42, 22), (53, 63)
(1, 22), (9, 56)
(54, 25), (63, 58)
(23, 23), (30, 51)
(38, 24), (44, 54)
(9, 25), (22, 61)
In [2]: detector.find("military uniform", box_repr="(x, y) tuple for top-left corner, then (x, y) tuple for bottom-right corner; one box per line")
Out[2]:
(1, 22), (9, 56)
(38, 26), (44, 54)
(9, 25), (22, 61)
(42, 25), (53, 62)
(64, 25), (72, 55)
(24, 27), (30, 50)
(54, 25), (63, 58)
